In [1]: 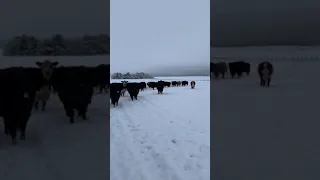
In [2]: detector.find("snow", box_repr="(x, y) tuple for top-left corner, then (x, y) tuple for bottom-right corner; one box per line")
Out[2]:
(0, 54), (109, 180)
(212, 46), (320, 61)
(211, 59), (320, 179)
(110, 76), (210, 180)
(0, 50), (109, 68)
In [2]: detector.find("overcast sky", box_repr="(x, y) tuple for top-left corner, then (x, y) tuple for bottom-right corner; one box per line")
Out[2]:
(0, 0), (109, 40)
(211, 0), (320, 46)
(111, 0), (210, 75)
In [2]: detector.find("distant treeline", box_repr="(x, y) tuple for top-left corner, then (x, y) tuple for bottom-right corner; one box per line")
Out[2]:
(111, 72), (154, 79)
(2, 34), (109, 56)
(210, 40), (320, 47)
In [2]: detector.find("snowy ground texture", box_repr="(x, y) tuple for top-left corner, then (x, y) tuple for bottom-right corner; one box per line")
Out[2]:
(110, 76), (210, 180)
(211, 59), (320, 180)
(0, 55), (109, 180)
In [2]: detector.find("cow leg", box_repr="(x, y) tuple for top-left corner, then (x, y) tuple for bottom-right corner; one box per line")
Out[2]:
(41, 100), (46, 111)
(5, 117), (17, 144)
(237, 72), (241, 78)
(214, 72), (219, 78)
(19, 117), (29, 140)
(68, 109), (75, 124)
(99, 84), (104, 93)
(77, 104), (88, 120)
(34, 101), (39, 110)
(82, 105), (88, 120)
(267, 78), (271, 87)
(261, 79), (266, 86)
(63, 103), (74, 124)
(130, 95), (134, 101)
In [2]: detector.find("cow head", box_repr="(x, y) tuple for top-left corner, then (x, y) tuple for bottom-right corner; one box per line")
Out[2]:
(36, 60), (59, 80)
(121, 81), (128, 87)
(263, 63), (268, 68)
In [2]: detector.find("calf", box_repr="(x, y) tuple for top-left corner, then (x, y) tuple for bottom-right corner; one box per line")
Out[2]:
(34, 84), (51, 111)
(120, 81), (128, 96)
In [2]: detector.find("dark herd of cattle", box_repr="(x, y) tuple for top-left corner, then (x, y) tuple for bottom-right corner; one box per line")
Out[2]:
(211, 61), (274, 87)
(0, 60), (110, 145)
(110, 80), (196, 107)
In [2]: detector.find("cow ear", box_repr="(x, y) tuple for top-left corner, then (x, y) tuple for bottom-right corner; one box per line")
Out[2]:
(51, 62), (59, 67)
(36, 62), (42, 67)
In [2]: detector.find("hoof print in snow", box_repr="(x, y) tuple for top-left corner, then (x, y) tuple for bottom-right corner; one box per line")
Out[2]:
(145, 145), (152, 149)
(171, 139), (177, 143)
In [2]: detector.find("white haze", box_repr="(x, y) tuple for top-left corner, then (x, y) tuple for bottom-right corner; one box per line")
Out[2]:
(110, 0), (210, 76)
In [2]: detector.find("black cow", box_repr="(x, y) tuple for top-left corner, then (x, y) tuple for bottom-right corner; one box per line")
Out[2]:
(0, 62), (58, 144)
(164, 81), (171, 87)
(191, 81), (196, 89)
(211, 62), (228, 79)
(182, 81), (188, 86)
(95, 64), (110, 93)
(258, 61), (274, 87)
(171, 81), (177, 86)
(51, 66), (97, 124)
(139, 82), (147, 91)
(110, 83), (123, 107)
(126, 83), (140, 100)
(228, 61), (251, 78)
(147, 82), (157, 89)
(157, 81), (165, 94)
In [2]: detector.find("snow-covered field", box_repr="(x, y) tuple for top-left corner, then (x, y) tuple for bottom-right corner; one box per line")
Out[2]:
(0, 54), (109, 68)
(111, 76), (210, 83)
(211, 46), (320, 62)
(110, 76), (210, 180)
(0, 55), (109, 180)
(211, 59), (320, 179)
